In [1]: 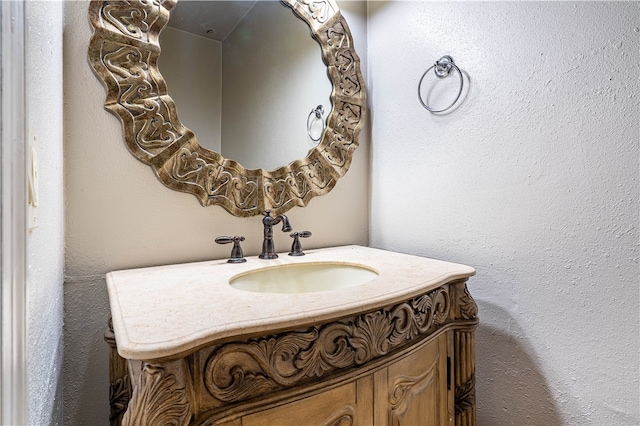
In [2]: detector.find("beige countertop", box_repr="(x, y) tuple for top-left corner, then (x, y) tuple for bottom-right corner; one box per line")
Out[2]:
(106, 245), (475, 361)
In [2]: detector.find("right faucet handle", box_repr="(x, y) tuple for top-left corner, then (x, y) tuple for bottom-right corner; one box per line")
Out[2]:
(289, 231), (312, 256)
(215, 236), (246, 263)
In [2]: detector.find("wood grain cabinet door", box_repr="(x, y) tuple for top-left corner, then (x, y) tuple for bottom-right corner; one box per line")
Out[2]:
(242, 376), (374, 426)
(374, 334), (453, 426)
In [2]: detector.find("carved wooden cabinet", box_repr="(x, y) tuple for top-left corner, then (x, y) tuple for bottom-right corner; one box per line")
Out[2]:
(104, 246), (477, 426)
(229, 332), (452, 426)
(106, 280), (477, 426)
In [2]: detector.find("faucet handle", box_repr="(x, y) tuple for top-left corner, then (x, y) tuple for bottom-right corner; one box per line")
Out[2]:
(215, 236), (246, 263)
(289, 231), (312, 256)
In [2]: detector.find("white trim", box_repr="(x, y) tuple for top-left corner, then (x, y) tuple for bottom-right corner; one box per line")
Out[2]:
(1, 1), (28, 424)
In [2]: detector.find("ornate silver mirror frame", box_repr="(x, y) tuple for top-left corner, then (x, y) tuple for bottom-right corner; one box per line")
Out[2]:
(88, 0), (366, 217)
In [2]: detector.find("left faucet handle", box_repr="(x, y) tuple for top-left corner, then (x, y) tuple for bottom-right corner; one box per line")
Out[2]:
(215, 236), (247, 264)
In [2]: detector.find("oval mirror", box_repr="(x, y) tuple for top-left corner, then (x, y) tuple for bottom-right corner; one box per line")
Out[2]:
(88, 0), (366, 217)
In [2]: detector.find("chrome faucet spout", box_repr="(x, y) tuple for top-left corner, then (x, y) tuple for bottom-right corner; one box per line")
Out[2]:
(259, 210), (292, 259)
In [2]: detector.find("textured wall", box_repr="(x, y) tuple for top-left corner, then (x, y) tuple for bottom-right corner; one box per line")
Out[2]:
(25, 1), (65, 425)
(63, 1), (368, 424)
(368, 2), (639, 425)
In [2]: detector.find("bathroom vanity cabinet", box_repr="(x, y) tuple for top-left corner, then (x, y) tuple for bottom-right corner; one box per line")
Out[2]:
(236, 333), (452, 426)
(105, 246), (477, 426)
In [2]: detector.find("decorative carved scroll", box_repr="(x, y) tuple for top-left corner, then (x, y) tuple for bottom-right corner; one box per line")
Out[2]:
(321, 20), (363, 100)
(105, 319), (132, 426)
(87, 0), (366, 217)
(284, 0), (337, 31)
(98, 0), (168, 43)
(319, 406), (356, 426)
(449, 279), (478, 323)
(301, 0), (334, 25)
(100, 42), (180, 157)
(203, 287), (450, 404)
(110, 376), (132, 424)
(458, 286), (479, 321)
(123, 362), (192, 426)
(263, 150), (337, 213)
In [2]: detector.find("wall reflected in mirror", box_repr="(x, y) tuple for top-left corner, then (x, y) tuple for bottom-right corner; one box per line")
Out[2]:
(159, 0), (332, 171)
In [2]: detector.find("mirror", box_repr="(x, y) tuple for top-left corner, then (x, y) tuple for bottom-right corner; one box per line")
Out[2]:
(88, 0), (366, 217)
(161, 1), (332, 170)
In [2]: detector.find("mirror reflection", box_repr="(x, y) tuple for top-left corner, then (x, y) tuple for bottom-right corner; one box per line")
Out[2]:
(160, 0), (332, 171)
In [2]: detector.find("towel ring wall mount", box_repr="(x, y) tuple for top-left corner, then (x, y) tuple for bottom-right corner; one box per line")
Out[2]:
(307, 105), (326, 142)
(418, 55), (464, 113)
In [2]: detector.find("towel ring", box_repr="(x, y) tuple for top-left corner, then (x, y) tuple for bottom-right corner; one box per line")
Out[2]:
(307, 105), (325, 142)
(418, 55), (463, 113)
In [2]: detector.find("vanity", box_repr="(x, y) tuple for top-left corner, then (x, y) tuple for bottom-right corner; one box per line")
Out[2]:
(105, 246), (478, 425)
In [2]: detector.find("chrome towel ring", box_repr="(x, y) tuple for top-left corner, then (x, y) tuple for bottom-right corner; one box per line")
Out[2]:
(307, 105), (326, 142)
(418, 55), (464, 113)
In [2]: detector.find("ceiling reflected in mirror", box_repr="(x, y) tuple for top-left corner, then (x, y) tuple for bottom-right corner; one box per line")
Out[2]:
(167, 1), (257, 41)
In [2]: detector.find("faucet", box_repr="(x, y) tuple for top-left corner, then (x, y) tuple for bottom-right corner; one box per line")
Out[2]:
(259, 210), (292, 259)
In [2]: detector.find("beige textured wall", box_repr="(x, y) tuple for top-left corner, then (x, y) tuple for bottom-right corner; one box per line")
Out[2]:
(63, 1), (368, 424)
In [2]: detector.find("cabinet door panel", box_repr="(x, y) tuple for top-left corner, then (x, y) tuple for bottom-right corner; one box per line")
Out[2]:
(385, 334), (451, 426)
(242, 380), (368, 426)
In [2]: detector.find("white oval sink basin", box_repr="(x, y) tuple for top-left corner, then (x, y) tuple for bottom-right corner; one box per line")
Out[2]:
(230, 262), (379, 294)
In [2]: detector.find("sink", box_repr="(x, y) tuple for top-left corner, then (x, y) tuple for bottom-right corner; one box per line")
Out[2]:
(229, 262), (379, 294)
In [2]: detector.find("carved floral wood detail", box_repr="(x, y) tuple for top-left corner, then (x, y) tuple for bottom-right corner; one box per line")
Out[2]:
(109, 376), (132, 423)
(458, 285), (479, 321)
(203, 287), (451, 404)
(87, 0), (366, 217)
(456, 373), (476, 416)
(105, 319), (132, 425)
(123, 363), (192, 426)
